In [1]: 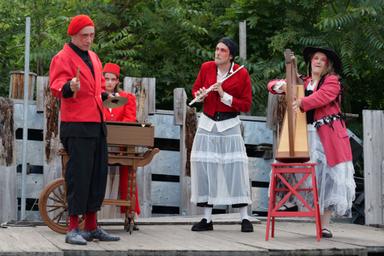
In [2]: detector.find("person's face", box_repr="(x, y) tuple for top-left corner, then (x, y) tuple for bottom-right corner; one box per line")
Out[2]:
(71, 26), (95, 51)
(104, 72), (119, 93)
(214, 42), (232, 66)
(311, 52), (328, 75)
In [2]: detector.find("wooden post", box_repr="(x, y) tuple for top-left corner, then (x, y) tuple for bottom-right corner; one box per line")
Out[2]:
(9, 71), (37, 100)
(123, 77), (156, 123)
(174, 88), (200, 216)
(0, 166), (17, 223)
(136, 165), (152, 218)
(123, 77), (156, 217)
(239, 21), (247, 60)
(363, 110), (384, 226)
(36, 76), (48, 113)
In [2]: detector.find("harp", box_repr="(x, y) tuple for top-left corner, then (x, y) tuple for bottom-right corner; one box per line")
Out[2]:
(275, 49), (310, 163)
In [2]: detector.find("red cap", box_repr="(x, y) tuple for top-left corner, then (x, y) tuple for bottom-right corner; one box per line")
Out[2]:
(67, 15), (94, 36)
(103, 63), (120, 77)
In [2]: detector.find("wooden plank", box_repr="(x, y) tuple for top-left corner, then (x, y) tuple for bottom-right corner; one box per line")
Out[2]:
(136, 165), (152, 218)
(251, 187), (269, 215)
(4, 218), (384, 255)
(15, 140), (44, 166)
(173, 88), (186, 125)
(148, 112), (180, 139)
(123, 77), (156, 122)
(13, 101), (44, 129)
(36, 76), (48, 113)
(363, 110), (384, 225)
(0, 166), (17, 223)
(8, 71), (37, 100)
(152, 181), (180, 206)
(173, 88), (200, 216)
(16, 173), (44, 199)
(239, 21), (247, 60)
(0, 227), (62, 255)
(241, 120), (273, 145)
(150, 150), (180, 176)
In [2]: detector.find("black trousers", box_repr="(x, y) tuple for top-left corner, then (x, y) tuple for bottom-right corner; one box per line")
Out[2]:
(62, 132), (108, 216)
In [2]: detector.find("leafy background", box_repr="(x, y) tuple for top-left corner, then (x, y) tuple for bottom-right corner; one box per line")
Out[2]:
(1, 0), (384, 136)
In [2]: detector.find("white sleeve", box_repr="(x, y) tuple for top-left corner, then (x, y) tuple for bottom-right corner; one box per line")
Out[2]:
(220, 92), (233, 106)
(272, 80), (286, 93)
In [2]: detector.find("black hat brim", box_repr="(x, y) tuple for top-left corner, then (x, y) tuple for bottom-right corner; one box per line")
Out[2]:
(303, 47), (342, 74)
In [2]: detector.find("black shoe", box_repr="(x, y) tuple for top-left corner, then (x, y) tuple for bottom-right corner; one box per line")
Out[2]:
(81, 227), (120, 241)
(241, 219), (254, 232)
(191, 218), (213, 231)
(65, 229), (87, 245)
(278, 205), (298, 212)
(322, 228), (333, 238)
(133, 224), (139, 231)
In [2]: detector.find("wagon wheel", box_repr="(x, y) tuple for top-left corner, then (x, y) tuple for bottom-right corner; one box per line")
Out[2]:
(38, 178), (84, 234)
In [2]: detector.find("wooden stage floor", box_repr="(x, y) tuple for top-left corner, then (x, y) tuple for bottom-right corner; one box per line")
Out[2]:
(0, 214), (383, 256)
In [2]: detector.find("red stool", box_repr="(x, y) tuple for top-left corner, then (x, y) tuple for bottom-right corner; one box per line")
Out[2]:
(265, 162), (322, 241)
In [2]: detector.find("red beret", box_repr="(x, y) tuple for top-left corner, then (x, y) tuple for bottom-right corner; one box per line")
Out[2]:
(67, 14), (94, 36)
(103, 63), (120, 77)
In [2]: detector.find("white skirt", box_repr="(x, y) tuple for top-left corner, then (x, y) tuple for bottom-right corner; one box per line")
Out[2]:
(305, 125), (356, 216)
(190, 124), (252, 205)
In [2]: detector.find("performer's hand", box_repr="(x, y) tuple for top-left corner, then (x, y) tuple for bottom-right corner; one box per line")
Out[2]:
(275, 80), (287, 94)
(292, 98), (302, 112)
(194, 87), (208, 102)
(70, 77), (80, 93)
(212, 82), (224, 98)
(109, 92), (120, 98)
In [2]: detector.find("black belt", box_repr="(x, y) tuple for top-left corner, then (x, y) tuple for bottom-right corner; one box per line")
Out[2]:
(204, 112), (239, 121)
(313, 113), (345, 129)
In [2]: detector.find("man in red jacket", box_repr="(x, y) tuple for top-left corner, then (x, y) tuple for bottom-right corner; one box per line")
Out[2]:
(49, 14), (120, 245)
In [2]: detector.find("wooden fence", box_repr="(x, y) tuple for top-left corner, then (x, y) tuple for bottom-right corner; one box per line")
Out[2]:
(363, 110), (384, 226)
(0, 76), (274, 223)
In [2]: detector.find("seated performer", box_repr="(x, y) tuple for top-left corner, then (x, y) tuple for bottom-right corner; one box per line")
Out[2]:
(267, 47), (356, 238)
(190, 37), (254, 232)
(102, 62), (141, 230)
(49, 14), (120, 245)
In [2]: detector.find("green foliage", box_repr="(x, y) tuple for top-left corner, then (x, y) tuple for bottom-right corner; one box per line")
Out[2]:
(1, 0), (383, 115)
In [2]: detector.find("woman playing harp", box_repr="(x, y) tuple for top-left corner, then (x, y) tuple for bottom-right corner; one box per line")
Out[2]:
(267, 47), (355, 238)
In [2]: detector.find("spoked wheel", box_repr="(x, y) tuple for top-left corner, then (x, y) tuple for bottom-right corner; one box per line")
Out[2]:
(38, 178), (84, 234)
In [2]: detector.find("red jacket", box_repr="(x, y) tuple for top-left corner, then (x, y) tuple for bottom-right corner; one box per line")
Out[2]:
(49, 44), (105, 122)
(103, 91), (137, 122)
(192, 61), (252, 117)
(267, 75), (352, 166)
